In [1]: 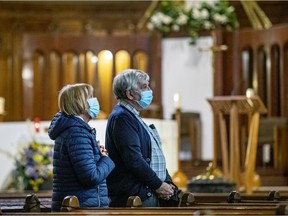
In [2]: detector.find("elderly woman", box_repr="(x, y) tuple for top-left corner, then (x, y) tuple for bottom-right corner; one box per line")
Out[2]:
(106, 69), (177, 207)
(48, 83), (115, 211)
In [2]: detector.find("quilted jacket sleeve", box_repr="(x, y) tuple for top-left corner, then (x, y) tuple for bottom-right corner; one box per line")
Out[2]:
(67, 132), (115, 187)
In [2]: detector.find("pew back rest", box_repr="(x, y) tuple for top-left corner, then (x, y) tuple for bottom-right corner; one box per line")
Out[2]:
(257, 117), (288, 169)
(258, 117), (287, 142)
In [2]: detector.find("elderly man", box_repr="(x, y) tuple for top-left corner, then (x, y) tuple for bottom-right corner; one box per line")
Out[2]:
(106, 69), (180, 207)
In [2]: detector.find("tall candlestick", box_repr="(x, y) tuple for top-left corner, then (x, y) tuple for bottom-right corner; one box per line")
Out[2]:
(172, 93), (188, 190)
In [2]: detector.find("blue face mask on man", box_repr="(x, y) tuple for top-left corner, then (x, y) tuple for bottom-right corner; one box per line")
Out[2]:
(87, 97), (100, 119)
(136, 90), (153, 109)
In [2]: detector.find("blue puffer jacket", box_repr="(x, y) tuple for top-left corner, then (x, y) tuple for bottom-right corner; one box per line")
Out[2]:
(48, 112), (115, 212)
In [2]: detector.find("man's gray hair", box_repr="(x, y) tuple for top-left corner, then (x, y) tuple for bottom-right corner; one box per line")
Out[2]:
(113, 69), (149, 100)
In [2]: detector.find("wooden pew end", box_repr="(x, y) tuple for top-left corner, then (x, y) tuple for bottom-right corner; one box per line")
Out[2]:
(126, 196), (142, 207)
(267, 190), (280, 201)
(276, 203), (288, 215)
(227, 191), (241, 203)
(23, 193), (41, 212)
(61, 195), (80, 212)
(180, 192), (195, 206)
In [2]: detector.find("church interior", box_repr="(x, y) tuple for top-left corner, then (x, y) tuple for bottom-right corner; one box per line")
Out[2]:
(1, 0), (288, 214)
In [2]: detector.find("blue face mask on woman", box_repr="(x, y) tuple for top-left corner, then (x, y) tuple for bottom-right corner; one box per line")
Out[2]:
(137, 90), (153, 109)
(87, 97), (100, 119)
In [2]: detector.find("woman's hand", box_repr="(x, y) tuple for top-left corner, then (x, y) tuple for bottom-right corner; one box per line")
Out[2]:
(97, 141), (109, 157)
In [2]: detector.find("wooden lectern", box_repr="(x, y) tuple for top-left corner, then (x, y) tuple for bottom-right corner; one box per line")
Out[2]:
(207, 95), (267, 194)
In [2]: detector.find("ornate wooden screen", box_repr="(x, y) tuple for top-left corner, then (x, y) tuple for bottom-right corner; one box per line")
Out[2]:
(212, 24), (288, 170)
(215, 24), (288, 118)
(9, 33), (161, 121)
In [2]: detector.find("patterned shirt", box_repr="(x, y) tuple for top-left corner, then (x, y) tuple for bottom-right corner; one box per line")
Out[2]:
(119, 100), (167, 181)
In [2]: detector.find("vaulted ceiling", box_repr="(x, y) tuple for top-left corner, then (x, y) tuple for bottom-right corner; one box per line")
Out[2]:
(0, 1), (288, 35)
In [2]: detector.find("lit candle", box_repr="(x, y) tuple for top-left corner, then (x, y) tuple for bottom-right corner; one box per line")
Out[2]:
(263, 143), (270, 163)
(0, 97), (5, 114)
(173, 93), (181, 110)
(34, 117), (41, 133)
(246, 88), (255, 98)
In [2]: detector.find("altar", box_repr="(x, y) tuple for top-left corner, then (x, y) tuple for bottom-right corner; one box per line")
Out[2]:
(0, 118), (178, 190)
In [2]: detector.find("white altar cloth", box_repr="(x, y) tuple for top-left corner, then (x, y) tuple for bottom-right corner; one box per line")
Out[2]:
(0, 118), (178, 190)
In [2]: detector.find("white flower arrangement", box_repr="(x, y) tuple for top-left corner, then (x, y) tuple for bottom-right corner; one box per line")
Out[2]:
(147, 0), (239, 44)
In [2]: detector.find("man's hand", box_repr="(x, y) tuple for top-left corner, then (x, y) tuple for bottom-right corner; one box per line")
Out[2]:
(155, 182), (174, 200)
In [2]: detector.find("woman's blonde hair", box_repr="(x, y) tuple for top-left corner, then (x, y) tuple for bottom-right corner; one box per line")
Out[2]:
(58, 83), (93, 115)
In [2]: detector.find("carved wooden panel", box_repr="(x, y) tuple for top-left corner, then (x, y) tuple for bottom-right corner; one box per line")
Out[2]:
(213, 24), (288, 168)
(216, 24), (288, 118)
(18, 34), (161, 121)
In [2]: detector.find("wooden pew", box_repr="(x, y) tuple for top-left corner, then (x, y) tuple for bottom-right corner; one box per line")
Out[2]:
(226, 191), (288, 204)
(0, 192), (51, 213)
(1, 191), (288, 215)
(192, 190), (288, 203)
(3, 206), (284, 215)
(53, 193), (288, 215)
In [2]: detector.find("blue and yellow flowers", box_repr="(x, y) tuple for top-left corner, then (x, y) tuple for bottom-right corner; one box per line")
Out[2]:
(13, 141), (53, 191)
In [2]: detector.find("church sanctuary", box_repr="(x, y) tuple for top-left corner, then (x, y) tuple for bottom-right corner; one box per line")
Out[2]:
(1, 0), (288, 215)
